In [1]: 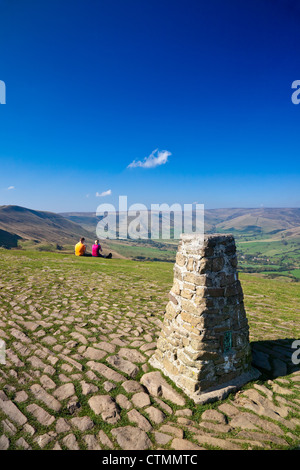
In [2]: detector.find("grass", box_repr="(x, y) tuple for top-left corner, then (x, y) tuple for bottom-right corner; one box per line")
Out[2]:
(107, 234), (300, 280)
(0, 248), (299, 450)
(108, 240), (177, 262)
(1, 248), (299, 341)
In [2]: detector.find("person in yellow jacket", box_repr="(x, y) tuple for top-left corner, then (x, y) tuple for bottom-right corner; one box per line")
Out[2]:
(75, 237), (87, 256)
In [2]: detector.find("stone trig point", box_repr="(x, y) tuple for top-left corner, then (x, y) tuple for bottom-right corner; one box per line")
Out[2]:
(150, 233), (260, 404)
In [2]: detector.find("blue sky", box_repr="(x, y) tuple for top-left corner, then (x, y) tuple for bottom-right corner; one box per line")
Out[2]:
(0, 0), (300, 212)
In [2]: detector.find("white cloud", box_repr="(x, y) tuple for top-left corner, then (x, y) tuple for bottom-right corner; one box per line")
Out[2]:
(128, 149), (171, 169)
(7, 186), (15, 190)
(96, 189), (112, 197)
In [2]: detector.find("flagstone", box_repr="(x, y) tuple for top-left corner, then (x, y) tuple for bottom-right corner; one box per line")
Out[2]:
(111, 426), (152, 450)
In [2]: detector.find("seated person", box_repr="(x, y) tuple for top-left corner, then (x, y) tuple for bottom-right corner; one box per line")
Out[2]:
(75, 237), (87, 256)
(92, 239), (112, 259)
(92, 239), (103, 257)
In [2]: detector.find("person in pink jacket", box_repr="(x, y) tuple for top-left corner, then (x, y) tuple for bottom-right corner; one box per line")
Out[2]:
(92, 240), (112, 259)
(92, 239), (103, 257)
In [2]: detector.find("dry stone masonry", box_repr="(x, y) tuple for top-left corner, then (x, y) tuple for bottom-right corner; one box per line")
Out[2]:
(150, 233), (260, 404)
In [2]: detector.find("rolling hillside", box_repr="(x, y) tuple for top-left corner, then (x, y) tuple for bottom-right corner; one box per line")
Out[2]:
(0, 205), (93, 249)
(1, 205), (299, 276)
(60, 208), (300, 277)
(61, 207), (300, 238)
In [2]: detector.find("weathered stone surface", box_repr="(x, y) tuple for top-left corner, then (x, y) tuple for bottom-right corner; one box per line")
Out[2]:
(98, 430), (114, 449)
(15, 437), (31, 450)
(62, 433), (80, 450)
(195, 434), (241, 450)
(201, 409), (227, 424)
(171, 438), (204, 450)
(199, 420), (232, 433)
(53, 383), (75, 401)
(235, 389), (289, 419)
(26, 404), (55, 426)
(159, 424), (184, 438)
(154, 431), (172, 445)
(1, 419), (17, 435)
(175, 408), (193, 417)
(111, 426), (152, 450)
(52, 442), (62, 450)
(122, 380), (145, 394)
(40, 375), (56, 390)
(236, 430), (287, 447)
(0, 435), (10, 450)
(95, 341), (116, 353)
(127, 409), (152, 431)
(103, 381), (116, 392)
(149, 234), (260, 403)
(118, 348), (146, 363)
(70, 416), (94, 431)
(106, 355), (139, 378)
(218, 403), (239, 417)
(131, 392), (151, 408)
(229, 414), (259, 430)
(80, 381), (99, 395)
(14, 391), (28, 403)
(35, 432), (56, 449)
(88, 395), (120, 424)
(140, 371), (185, 406)
(23, 423), (35, 436)
(270, 382), (294, 396)
(42, 336), (57, 345)
(115, 394), (132, 410)
(153, 397), (172, 414)
(0, 398), (27, 426)
(231, 411), (285, 435)
(83, 347), (107, 360)
(145, 406), (166, 424)
(83, 434), (102, 450)
(30, 384), (62, 412)
(56, 418), (71, 433)
(86, 361), (125, 382)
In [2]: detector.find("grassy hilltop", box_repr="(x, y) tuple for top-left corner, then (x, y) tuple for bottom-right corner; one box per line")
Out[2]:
(0, 248), (298, 341)
(61, 207), (300, 280)
(1, 205), (300, 280)
(0, 248), (299, 450)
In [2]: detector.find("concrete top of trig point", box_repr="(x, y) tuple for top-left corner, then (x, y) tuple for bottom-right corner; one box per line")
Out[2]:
(179, 233), (235, 255)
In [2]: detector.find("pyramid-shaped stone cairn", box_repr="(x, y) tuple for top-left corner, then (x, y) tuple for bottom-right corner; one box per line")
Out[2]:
(150, 233), (260, 404)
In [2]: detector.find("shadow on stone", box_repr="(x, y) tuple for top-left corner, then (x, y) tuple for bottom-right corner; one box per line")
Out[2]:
(251, 338), (300, 380)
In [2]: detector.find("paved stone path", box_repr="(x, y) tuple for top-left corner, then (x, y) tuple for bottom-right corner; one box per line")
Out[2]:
(0, 252), (299, 450)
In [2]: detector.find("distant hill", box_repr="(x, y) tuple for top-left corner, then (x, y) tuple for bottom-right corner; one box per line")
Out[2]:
(60, 208), (300, 273)
(204, 207), (300, 234)
(0, 205), (93, 249)
(60, 212), (100, 235)
(61, 207), (300, 239)
(0, 228), (21, 249)
(1, 205), (299, 269)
